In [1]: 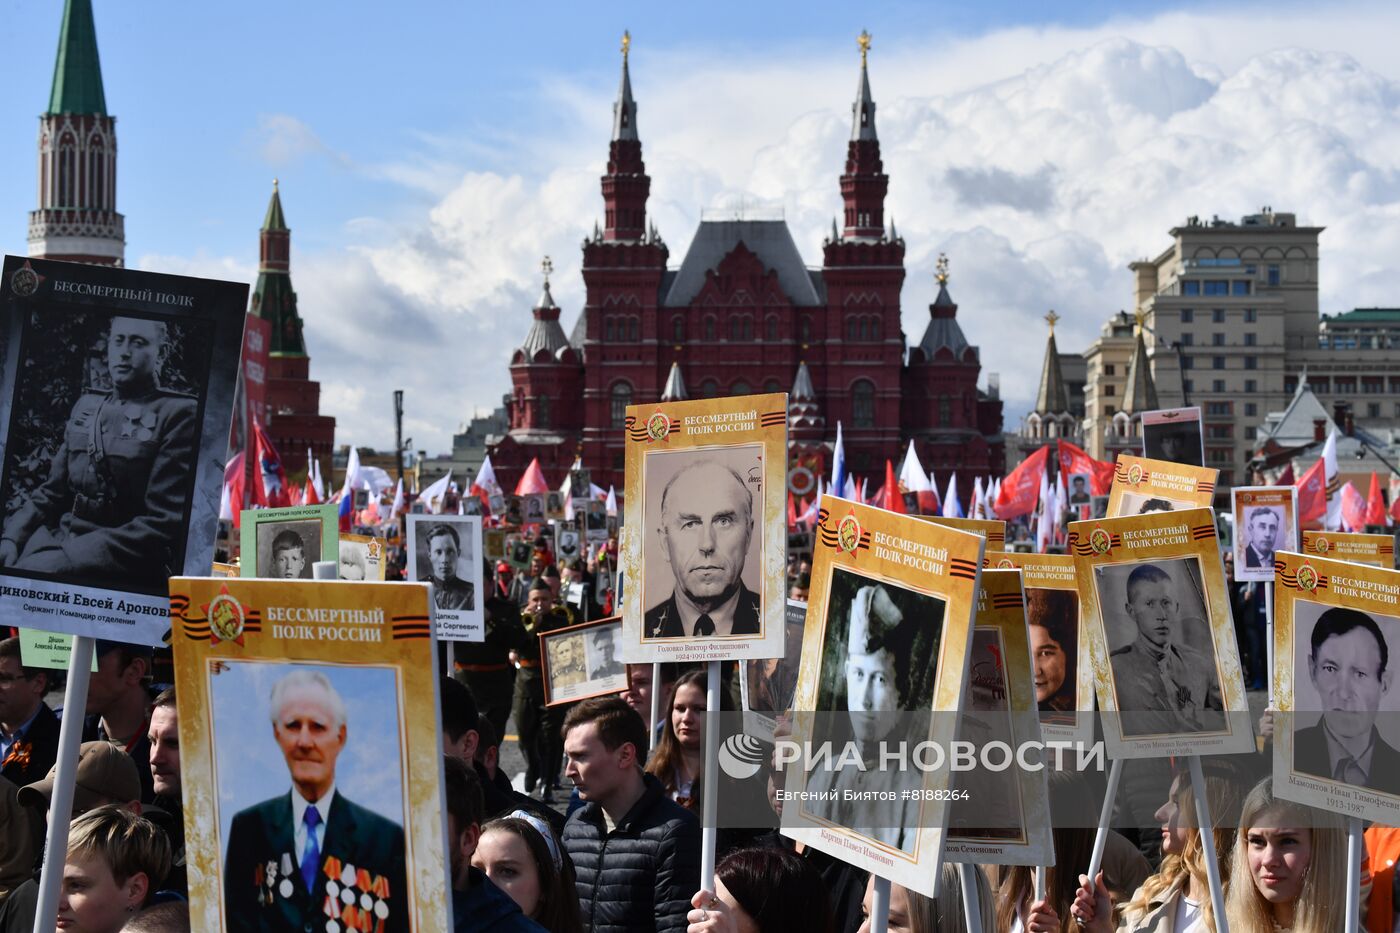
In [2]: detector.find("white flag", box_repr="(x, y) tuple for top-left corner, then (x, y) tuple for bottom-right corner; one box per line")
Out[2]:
(1322, 430), (1342, 531)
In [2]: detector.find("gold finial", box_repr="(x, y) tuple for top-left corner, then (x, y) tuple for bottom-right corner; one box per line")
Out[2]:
(541, 255), (553, 284)
(621, 30), (631, 61)
(935, 252), (950, 285)
(857, 30), (872, 66)
(1045, 310), (1060, 333)
(273, 178), (279, 191)
(1133, 309), (1147, 335)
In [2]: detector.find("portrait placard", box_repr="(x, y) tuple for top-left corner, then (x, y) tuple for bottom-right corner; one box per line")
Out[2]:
(506, 534), (531, 570)
(483, 529), (506, 562)
(545, 491), (565, 521)
(521, 493), (546, 526)
(943, 569), (1053, 866)
(782, 495), (983, 897)
(504, 496), (523, 527)
(542, 616), (627, 706)
(1272, 551), (1400, 823)
(1300, 530), (1393, 569)
(1141, 406), (1204, 467)
(555, 521), (582, 565)
(1065, 472), (1094, 508)
(239, 504), (338, 580)
(1069, 507), (1251, 758)
(406, 514), (484, 641)
(984, 552), (1093, 745)
(740, 599), (807, 742)
(0, 256), (245, 643)
(1106, 455), (1218, 519)
(620, 392), (788, 664)
(169, 576), (448, 932)
(922, 516), (1007, 552)
(339, 534), (387, 582)
(584, 499), (609, 545)
(1233, 487), (1298, 582)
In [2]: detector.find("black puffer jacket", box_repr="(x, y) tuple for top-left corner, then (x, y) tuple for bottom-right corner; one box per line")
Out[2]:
(562, 773), (700, 932)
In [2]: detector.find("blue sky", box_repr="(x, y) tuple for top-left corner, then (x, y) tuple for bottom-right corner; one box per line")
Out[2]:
(4, 1), (1399, 455)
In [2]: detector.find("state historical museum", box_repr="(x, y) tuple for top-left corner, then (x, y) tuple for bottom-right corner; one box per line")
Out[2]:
(490, 35), (1004, 495)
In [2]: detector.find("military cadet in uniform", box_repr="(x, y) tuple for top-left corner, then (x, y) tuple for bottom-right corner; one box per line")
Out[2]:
(423, 522), (474, 611)
(589, 627), (624, 680)
(453, 576), (525, 740)
(510, 580), (573, 800)
(644, 460), (761, 638)
(1108, 563), (1223, 737)
(0, 316), (196, 589)
(224, 669), (408, 933)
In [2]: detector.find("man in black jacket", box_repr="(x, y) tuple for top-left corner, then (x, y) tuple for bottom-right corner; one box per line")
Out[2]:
(0, 638), (59, 789)
(561, 697), (700, 932)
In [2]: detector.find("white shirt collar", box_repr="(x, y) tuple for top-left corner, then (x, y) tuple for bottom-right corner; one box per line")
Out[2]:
(292, 782), (336, 829)
(673, 585), (742, 636)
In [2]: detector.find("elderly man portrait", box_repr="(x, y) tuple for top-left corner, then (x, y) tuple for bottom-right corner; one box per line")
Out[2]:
(1107, 563), (1223, 737)
(1243, 507), (1281, 570)
(644, 459), (760, 638)
(1294, 607), (1400, 796)
(223, 669), (407, 932)
(423, 522), (474, 611)
(0, 316), (196, 588)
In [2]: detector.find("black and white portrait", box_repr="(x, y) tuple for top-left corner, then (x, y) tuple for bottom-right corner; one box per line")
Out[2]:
(1091, 495), (1110, 520)
(586, 624), (624, 681)
(504, 496), (523, 527)
(584, 499), (608, 542)
(641, 446), (763, 640)
(483, 529), (506, 561)
(555, 521), (581, 563)
(460, 496), (482, 517)
(0, 307), (215, 594)
(1067, 472), (1092, 506)
(406, 514), (484, 641)
(255, 520), (320, 580)
(522, 493), (545, 524)
(545, 491), (565, 521)
(1092, 558), (1225, 738)
(804, 566), (945, 853)
(1142, 409), (1204, 468)
(1115, 490), (1195, 517)
(1232, 488), (1297, 584)
(542, 618), (628, 705)
(1290, 601), (1400, 798)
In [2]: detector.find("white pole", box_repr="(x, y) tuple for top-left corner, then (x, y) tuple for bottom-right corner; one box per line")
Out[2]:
(1087, 758), (1123, 883)
(700, 659), (721, 889)
(648, 661), (662, 752)
(31, 635), (95, 933)
(1034, 865), (1047, 904)
(1264, 581), (1275, 706)
(869, 876), (891, 933)
(959, 863), (984, 933)
(1346, 816), (1363, 932)
(1187, 756), (1230, 933)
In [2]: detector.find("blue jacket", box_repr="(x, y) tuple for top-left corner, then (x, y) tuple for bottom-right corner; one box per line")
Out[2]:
(453, 868), (547, 932)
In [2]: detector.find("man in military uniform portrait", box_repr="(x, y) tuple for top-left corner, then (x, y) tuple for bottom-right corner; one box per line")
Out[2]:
(420, 522), (474, 611)
(588, 626), (624, 680)
(1101, 561), (1224, 737)
(0, 316), (196, 590)
(223, 668), (408, 933)
(547, 633), (587, 692)
(644, 459), (761, 639)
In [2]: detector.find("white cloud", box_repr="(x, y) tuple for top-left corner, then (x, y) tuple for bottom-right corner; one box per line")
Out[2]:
(167, 4), (1400, 455)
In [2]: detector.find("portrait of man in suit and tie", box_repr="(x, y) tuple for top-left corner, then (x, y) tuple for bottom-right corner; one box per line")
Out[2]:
(1242, 506), (1282, 570)
(642, 449), (763, 640)
(222, 667), (408, 932)
(1293, 605), (1400, 798)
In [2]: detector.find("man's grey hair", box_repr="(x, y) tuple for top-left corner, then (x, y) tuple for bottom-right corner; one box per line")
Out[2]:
(658, 459), (754, 526)
(1248, 506), (1281, 526)
(269, 668), (347, 730)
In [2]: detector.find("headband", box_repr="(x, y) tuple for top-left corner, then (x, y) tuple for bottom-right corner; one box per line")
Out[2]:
(504, 809), (561, 871)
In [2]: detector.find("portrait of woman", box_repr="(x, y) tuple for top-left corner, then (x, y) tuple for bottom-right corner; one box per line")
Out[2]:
(1027, 588), (1078, 723)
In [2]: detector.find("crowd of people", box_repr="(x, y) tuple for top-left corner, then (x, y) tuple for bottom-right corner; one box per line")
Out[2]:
(0, 538), (1389, 933)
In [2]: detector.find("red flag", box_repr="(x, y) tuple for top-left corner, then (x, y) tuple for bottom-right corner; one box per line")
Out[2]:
(304, 475), (321, 506)
(250, 418), (290, 508)
(1297, 458), (1326, 528)
(1274, 464), (1295, 486)
(223, 452), (245, 528)
(786, 491), (798, 529)
(1340, 482), (1367, 533)
(515, 458), (550, 496)
(1391, 490), (1400, 524)
(1056, 440), (1114, 495)
(878, 460), (906, 514)
(996, 446), (1049, 519)
(1365, 472), (1387, 527)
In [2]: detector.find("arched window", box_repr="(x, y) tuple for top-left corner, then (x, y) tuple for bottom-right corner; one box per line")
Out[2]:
(537, 396), (551, 428)
(852, 380), (876, 428)
(938, 397), (952, 426)
(58, 136), (75, 206)
(628, 317), (639, 341)
(729, 317), (741, 341)
(764, 379), (782, 394)
(765, 316), (778, 341)
(800, 316), (812, 343)
(701, 379), (719, 398)
(605, 318), (616, 342)
(609, 382), (633, 429)
(871, 317), (881, 341)
(742, 317), (754, 341)
(704, 317), (716, 341)
(846, 317), (860, 341)
(672, 316), (685, 342)
(89, 139), (104, 208)
(732, 380), (752, 397)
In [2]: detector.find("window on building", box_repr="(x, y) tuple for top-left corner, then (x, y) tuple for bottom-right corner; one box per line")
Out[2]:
(1105, 405), (1116, 416)
(609, 382), (633, 429)
(1179, 333), (1193, 346)
(1207, 447), (1233, 465)
(1368, 402), (1381, 418)
(732, 380), (751, 397)
(1243, 332), (1256, 346)
(1245, 402), (1257, 416)
(1390, 377), (1400, 394)
(537, 396), (550, 428)
(1104, 385), (1116, 397)
(1181, 356), (1194, 369)
(700, 379), (719, 398)
(1313, 377), (1330, 393)
(852, 380), (876, 428)
(629, 317), (640, 341)
(730, 317), (742, 341)
(1204, 280), (1229, 296)
(1232, 281), (1251, 296)
(743, 317), (754, 341)
(1267, 265), (1280, 286)
(1213, 356), (1225, 370)
(1245, 309), (1258, 323)
(1180, 309), (1194, 323)
(1182, 281), (1200, 296)
(1245, 357), (1257, 370)
(846, 317), (859, 341)
(1207, 424), (1232, 439)
(1336, 376), (1357, 394)
(1213, 380), (1226, 393)
(1206, 401), (1232, 416)
(1363, 377), (1384, 395)
(1183, 380), (1193, 394)
(672, 316), (685, 342)
(800, 316), (812, 343)
(1213, 333), (1225, 346)
(765, 316), (778, 341)
(871, 317), (882, 341)
(1212, 309), (1225, 323)
(938, 396), (952, 426)
(605, 318), (616, 342)
(1245, 380), (1257, 393)
(1245, 426), (1257, 440)
(764, 379), (781, 394)
(704, 316), (716, 341)
(1219, 469), (1235, 486)
(1104, 364), (1116, 376)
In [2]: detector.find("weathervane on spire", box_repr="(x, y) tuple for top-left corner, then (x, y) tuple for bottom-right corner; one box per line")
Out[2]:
(857, 30), (872, 66)
(1133, 308), (1147, 335)
(541, 255), (553, 285)
(621, 30), (631, 61)
(1045, 310), (1060, 333)
(935, 252), (949, 285)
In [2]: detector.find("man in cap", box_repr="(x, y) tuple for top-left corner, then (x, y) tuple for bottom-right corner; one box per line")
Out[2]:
(0, 316), (197, 589)
(807, 583), (931, 853)
(0, 637), (60, 789)
(223, 668), (408, 933)
(1108, 563), (1223, 737)
(423, 522), (474, 611)
(82, 641), (157, 803)
(589, 628), (623, 680)
(644, 460), (761, 638)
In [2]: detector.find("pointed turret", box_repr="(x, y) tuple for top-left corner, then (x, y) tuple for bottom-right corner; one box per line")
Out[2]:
(612, 30), (638, 142)
(251, 181), (305, 356)
(914, 255), (972, 360)
(518, 257), (571, 360)
(600, 30), (651, 242)
(788, 361), (825, 441)
(48, 0), (106, 116)
(661, 362), (687, 402)
(851, 31), (876, 142)
(1035, 311), (1070, 414)
(1122, 315), (1159, 414)
(838, 31), (888, 241)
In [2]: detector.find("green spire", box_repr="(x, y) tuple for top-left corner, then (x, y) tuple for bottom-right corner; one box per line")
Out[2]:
(262, 179), (287, 231)
(47, 0), (107, 116)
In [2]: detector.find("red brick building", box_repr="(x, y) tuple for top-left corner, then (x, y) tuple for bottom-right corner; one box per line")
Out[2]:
(490, 38), (1004, 495)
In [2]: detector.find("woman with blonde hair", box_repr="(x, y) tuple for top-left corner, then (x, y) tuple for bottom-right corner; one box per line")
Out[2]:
(1072, 759), (1247, 931)
(1225, 778), (1348, 933)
